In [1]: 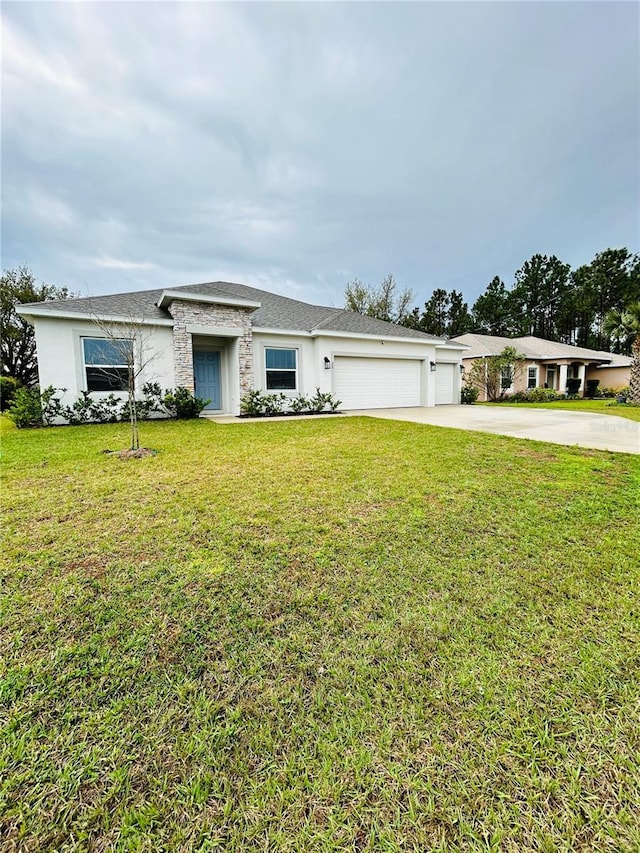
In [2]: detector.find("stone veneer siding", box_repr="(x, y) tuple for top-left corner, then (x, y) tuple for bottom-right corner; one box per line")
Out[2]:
(167, 300), (254, 396)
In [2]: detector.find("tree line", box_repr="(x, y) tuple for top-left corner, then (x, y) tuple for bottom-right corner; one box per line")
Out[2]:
(345, 247), (639, 353)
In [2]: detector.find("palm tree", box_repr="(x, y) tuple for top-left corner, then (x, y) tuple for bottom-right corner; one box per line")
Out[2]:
(603, 302), (640, 404)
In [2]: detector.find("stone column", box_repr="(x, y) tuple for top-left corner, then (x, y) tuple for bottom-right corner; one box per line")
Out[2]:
(577, 363), (586, 396)
(172, 319), (195, 392)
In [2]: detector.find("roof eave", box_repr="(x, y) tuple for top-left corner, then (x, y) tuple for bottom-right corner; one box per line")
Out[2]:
(156, 289), (261, 310)
(309, 328), (442, 344)
(15, 305), (174, 326)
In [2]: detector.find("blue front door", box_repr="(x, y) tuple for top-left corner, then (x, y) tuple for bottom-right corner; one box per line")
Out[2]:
(194, 351), (221, 410)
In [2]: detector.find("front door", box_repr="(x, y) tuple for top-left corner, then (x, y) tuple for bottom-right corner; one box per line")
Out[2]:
(193, 351), (221, 410)
(546, 366), (556, 389)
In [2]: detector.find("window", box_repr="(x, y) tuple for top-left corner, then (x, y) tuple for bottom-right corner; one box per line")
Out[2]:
(265, 347), (297, 390)
(500, 367), (513, 390)
(527, 366), (538, 389)
(83, 337), (132, 391)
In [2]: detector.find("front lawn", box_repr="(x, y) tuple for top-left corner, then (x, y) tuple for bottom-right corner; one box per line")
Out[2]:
(481, 398), (640, 422)
(2, 417), (639, 851)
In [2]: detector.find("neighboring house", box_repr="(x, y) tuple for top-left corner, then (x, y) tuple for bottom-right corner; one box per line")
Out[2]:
(17, 281), (467, 415)
(453, 333), (632, 400)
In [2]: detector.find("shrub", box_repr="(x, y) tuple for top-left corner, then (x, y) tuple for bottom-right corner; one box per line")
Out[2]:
(585, 379), (600, 399)
(308, 388), (332, 413)
(162, 387), (210, 419)
(65, 390), (122, 425)
(7, 387), (43, 428)
(40, 386), (68, 425)
(239, 389), (341, 417)
(262, 393), (286, 416)
(0, 377), (21, 412)
(461, 385), (479, 404)
(240, 389), (266, 417)
(121, 383), (165, 422)
(288, 395), (310, 414)
(599, 385), (629, 400)
(566, 378), (582, 398)
(508, 388), (564, 403)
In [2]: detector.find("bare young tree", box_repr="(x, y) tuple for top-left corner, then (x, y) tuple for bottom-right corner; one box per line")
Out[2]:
(86, 309), (165, 450)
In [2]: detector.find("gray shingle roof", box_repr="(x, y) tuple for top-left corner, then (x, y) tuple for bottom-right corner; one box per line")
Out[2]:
(20, 280), (447, 342)
(452, 333), (623, 363)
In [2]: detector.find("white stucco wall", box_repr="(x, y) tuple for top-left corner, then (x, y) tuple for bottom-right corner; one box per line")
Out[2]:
(32, 316), (176, 409)
(253, 331), (445, 407)
(31, 315), (464, 416)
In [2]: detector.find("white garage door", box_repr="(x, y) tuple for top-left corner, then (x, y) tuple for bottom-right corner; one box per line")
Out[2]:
(333, 357), (422, 409)
(435, 362), (456, 404)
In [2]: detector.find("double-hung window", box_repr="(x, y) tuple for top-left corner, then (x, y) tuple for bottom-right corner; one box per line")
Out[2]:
(500, 366), (513, 390)
(265, 347), (297, 391)
(83, 337), (132, 392)
(527, 366), (538, 389)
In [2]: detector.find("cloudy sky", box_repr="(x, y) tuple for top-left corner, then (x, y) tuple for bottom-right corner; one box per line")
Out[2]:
(1, 1), (638, 310)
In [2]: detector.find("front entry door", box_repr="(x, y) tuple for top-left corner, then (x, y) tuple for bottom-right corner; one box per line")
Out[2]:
(193, 351), (221, 410)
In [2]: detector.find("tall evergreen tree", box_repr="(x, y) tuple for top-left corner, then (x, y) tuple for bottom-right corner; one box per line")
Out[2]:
(571, 249), (640, 350)
(446, 290), (474, 337)
(509, 255), (571, 340)
(471, 277), (512, 335)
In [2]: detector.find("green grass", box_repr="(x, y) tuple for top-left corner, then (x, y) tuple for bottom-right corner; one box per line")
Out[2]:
(2, 417), (639, 852)
(481, 398), (640, 422)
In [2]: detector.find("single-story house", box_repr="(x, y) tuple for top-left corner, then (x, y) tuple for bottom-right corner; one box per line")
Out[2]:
(452, 333), (632, 400)
(17, 281), (467, 415)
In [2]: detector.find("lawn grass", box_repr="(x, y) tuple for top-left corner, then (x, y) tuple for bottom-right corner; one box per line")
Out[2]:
(480, 398), (640, 422)
(2, 416), (639, 851)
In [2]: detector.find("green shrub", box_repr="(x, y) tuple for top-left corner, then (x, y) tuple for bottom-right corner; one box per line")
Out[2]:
(508, 388), (564, 403)
(461, 385), (479, 404)
(239, 389), (341, 417)
(0, 377), (21, 412)
(585, 379), (600, 399)
(600, 385), (629, 400)
(308, 388), (341, 413)
(7, 387), (43, 428)
(289, 395), (310, 414)
(599, 386), (618, 399)
(162, 387), (210, 419)
(262, 393), (286, 416)
(566, 378), (582, 398)
(240, 389), (266, 417)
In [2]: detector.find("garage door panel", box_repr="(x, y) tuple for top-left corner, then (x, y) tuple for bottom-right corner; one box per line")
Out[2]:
(333, 357), (422, 409)
(435, 362), (456, 404)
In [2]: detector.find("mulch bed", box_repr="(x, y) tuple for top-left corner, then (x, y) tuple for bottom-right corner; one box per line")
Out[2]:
(101, 448), (158, 460)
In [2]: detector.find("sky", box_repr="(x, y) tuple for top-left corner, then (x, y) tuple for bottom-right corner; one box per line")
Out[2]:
(1, 1), (638, 311)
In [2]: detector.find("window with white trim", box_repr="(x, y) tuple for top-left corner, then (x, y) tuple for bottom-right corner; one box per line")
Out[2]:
(527, 366), (538, 389)
(83, 337), (132, 392)
(500, 366), (513, 390)
(265, 347), (297, 391)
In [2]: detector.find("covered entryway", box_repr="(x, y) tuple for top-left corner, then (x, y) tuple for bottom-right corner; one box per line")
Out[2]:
(333, 356), (423, 409)
(435, 362), (457, 404)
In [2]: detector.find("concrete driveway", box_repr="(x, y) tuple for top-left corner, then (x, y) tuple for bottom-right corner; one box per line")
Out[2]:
(348, 406), (640, 454)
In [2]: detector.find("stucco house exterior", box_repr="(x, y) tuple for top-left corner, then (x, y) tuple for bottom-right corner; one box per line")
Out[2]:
(452, 333), (631, 400)
(17, 281), (466, 415)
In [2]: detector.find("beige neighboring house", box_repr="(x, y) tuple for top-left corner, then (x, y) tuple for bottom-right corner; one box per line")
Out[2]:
(452, 333), (632, 400)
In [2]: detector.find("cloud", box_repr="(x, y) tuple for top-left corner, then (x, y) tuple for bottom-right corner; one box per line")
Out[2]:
(1, 2), (638, 309)
(90, 257), (157, 271)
